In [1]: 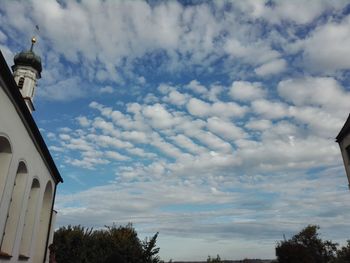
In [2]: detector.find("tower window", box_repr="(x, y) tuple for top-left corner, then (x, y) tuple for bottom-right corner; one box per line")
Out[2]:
(18, 77), (25, 89)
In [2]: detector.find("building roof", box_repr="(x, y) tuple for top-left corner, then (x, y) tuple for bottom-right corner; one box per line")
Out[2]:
(336, 114), (350, 143)
(0, 50), (63, 183)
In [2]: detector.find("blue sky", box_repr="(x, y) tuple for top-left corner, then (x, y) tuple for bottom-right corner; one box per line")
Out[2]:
(1, 0), (350, 261)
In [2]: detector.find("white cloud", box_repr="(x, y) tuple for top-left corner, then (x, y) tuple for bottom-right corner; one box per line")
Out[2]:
(300, 16), (350, 72)
(105, 151), (129, 161)
(92, 134), (133, 149)
(76, 116), (91, 127)
(207, 117), (246, 141)
(59, 134), (71, 141)
(229, 81), (266, 101)
(278, 77), (350, 113)
(187, 98), (247, 119)
(126, 147), (156, 158)
(186, 98), (210, 118)
(121, 131), (148, 144)
(235, 0), (348, 24)
(46, 132), (56, 139)
(142, 103), (176, 129)
(100, 85), (114, 94)
(251, 99), (290, 119)
(38, 76), (85, 101)
(186, 80), (208, 95)
(245, 119), (272, 131)
(255, 59), (286, 76)
(92, 118), (116, 135)
(67, 157), (110, 169)
(170, 134), (206, 155)
(224, 38), (281, 66)
(163, 90), (189, 106)
(65, 138), (95, 152)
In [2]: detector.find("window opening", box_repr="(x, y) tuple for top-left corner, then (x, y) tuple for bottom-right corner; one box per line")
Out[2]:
(18, 77), (25, 89)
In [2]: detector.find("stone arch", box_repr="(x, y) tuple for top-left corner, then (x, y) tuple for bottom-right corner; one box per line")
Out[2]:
(19, 178), (40, 258)
(33, 181), (53, 263)
(1, 161), (28, 255)
(0, 135), (12, 201)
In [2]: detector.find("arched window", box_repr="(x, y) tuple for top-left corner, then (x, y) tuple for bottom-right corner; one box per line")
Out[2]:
(33, 181), (53, 263)
(0, 136), (12, 201)
(19, 178), (40, 258)
(17, 77), (25, 89)
(1, 162), (28, 255)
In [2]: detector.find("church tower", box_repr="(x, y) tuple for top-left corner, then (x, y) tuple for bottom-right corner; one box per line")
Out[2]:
(11, 37), (42, 113)
(336, 114), (350, 188)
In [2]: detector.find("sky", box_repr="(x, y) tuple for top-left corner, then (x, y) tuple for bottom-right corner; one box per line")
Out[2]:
(1, 0), (350, 261)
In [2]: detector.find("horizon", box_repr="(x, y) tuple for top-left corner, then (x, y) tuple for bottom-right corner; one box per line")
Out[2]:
(1, 0), (350, 261)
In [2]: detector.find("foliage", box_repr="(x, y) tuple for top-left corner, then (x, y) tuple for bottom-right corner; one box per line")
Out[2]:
(333, 240), (350, 263)
(276, 225), (338, 263)
(53, 223), (162, 263)
(207, 254), (222, 262)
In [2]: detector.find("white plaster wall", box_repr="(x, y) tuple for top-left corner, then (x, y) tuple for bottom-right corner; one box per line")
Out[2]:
(0, 82), (55, 263)
(339, 133), (350, 186)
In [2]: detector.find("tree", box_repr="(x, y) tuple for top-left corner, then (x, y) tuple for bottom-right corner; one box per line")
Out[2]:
(276, 225), (338, 263)
(333, 240), (350, 263)
(53, 225), (93, 263)
(53, 223), (162, 263)
(143, 232), (162, 263)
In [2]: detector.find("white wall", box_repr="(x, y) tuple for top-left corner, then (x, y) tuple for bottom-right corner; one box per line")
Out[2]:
(0, 81), (56, 263)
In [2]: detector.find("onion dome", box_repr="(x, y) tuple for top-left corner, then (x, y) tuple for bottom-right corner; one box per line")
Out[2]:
(13, 37), (42, 76)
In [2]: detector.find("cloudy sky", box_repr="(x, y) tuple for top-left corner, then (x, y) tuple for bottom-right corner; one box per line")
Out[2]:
(1, 0), (350, 260)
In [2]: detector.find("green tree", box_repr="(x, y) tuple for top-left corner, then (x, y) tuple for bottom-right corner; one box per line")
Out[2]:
(276, 225), (338, 263)
(53, 225), (93, 263)
(53, 223), (162, 263)
(143, 232), (162, 263)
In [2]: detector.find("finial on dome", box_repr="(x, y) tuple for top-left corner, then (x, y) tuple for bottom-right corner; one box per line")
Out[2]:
(30, 36), (36, 51)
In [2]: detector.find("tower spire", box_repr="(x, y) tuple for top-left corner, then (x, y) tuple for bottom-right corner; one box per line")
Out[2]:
(11, 36), (42, 113)
(30, 36), (36, 52)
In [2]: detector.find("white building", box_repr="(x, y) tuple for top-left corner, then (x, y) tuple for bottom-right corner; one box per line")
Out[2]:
(337, 114), (350, 188)
(0, 38), (63, 263)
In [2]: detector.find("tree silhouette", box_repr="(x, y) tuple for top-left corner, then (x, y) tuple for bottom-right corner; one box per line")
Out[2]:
(54, 223), (162, 263)
(276, 225), (337, 263)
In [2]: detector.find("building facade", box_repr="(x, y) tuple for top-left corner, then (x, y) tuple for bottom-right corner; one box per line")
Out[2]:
(336, 114), (350, 188)
(0, 39), (63, 263)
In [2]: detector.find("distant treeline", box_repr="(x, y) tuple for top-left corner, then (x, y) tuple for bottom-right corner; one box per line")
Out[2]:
(52, 224), (350, 263)
(173, 260), (274, 263)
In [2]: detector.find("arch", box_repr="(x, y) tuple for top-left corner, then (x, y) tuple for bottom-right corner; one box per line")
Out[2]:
(33, 181), (53, 263)
(0, 136), (12, 201)
(1, 161), (28, 255)
(19, 178), (40, 258)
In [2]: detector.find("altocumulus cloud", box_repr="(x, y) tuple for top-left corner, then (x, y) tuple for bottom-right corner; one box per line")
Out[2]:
(1, 0), (350, 261)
